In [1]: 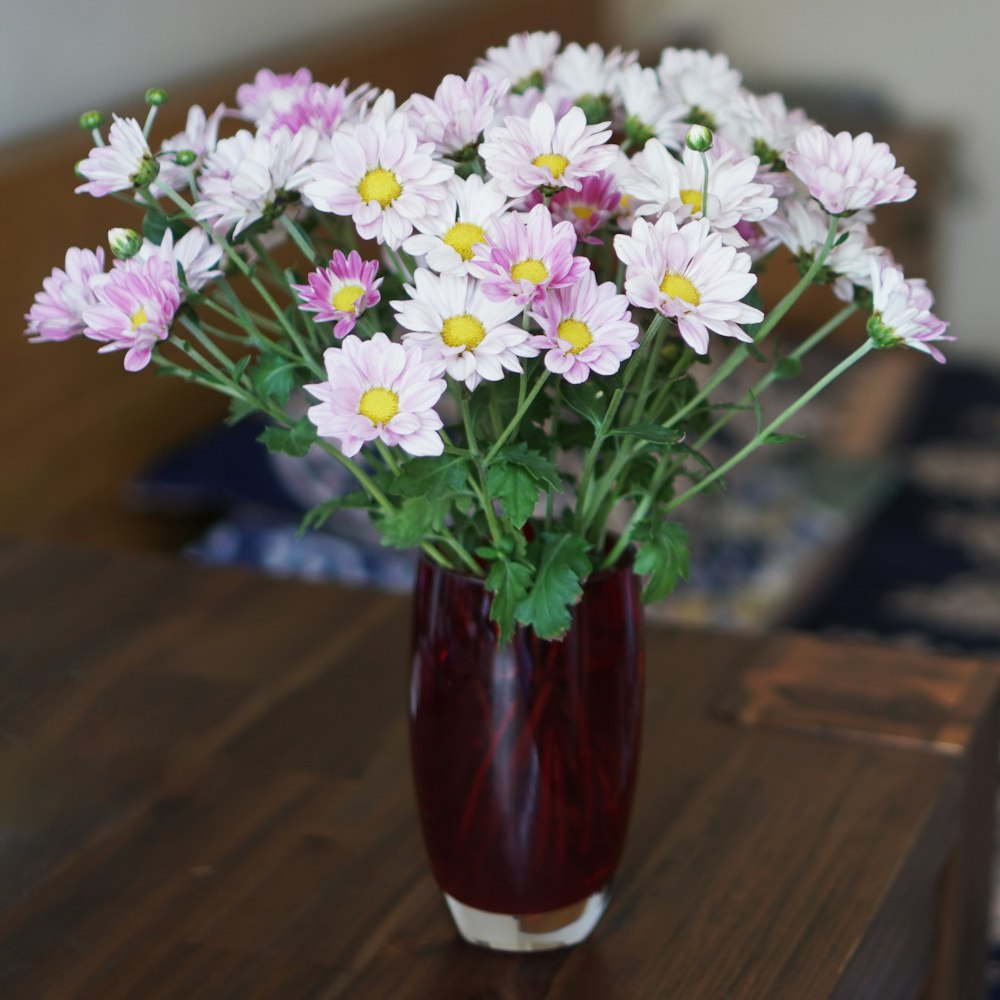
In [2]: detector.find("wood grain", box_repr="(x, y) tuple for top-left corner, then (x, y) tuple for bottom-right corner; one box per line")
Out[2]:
(0, 538), (996, 998)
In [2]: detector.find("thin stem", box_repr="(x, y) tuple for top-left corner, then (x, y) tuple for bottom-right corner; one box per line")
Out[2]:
(461, 396), (504, 548)
(281, 215), (320, 266)
(663, 339), (874, 513)
(484, 369), (550, 463)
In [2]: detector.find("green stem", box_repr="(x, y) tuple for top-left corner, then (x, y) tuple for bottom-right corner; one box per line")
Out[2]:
(281, 215), (320, 265)
(461, 396), (504, 548)
(664, 339), (874, 514)
(484, 369), (550, 463)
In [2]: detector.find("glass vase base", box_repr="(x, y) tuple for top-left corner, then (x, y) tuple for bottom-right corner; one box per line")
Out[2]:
(444, 887), (611, 952)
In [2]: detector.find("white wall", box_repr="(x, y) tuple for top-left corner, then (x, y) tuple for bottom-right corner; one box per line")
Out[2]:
(619, 0), (996, 359)
(0, 0), (429, 142)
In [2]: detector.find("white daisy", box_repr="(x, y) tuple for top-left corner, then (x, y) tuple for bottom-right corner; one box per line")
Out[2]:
(657, 48), (744, 129)
(623, 140), (777, 247)
(480, 101), (618, 199)
(476, 31), (562, 94)
(137, 226), (223, 292)
(548, 43), (637, 113)
(76, 116), (158, 197)
(403, 174), (509, 275)
(157, 103), (226, 190)
(615, 64), (688, 151)
(406, 69), (508, 157)
(392, 269), (536, 390)
(297, 113), (453, 248)
(614, 215), (763, 354)
(868, 257), (951, 363)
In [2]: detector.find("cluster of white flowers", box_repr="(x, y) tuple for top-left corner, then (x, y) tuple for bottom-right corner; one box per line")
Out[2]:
(29, 32), (949, 463)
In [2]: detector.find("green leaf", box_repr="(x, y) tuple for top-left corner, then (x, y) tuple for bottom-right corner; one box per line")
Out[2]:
(300, 490), (369, 532)
(610, 423), (685, 445)
(562, 381), (609, 429)
(250, 353), (299, 406)
(484, 557), (533, 646)
(515, 533), (592, 639)
(389, 455), (469, 501)
(227, 396), (258, 425)
(376, 495), (447, 548)
(486, 463), (540, 529)
(763, 432), (805, 445)
(499, 442), (562, 488)
(634, 520), (690, 603)
(258, 417), (317, 458)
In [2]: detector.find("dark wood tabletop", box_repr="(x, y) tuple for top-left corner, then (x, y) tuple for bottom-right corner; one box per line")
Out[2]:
(0, 537), (996, 999)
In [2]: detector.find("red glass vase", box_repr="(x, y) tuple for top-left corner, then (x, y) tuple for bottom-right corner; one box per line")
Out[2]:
(408, 556), (645, 951)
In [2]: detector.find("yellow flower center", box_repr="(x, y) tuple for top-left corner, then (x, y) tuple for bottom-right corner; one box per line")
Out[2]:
(532, 153), (570, 180)
(441, 313), (487, 350)
(679, 188), (704, 215)
(571, 205), (595, 221)
(358, 386), (399, 426)
(332, 285), (364, 313)
(557, 318), (593, 354)
(443, 221), (486, 261)
(130, 306), (148, 330)
(659, 272), (701, 306)
(511, 258), (549, 284)
(357, 168), (402, 208)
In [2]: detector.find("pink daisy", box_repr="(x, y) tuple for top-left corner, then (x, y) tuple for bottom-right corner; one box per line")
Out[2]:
(786, 126), (916, 215)
(867, 257), (951, 363)
(298, 114), (453, 248)
(526, 171), (621, 244)
(264, 81), (373, 138)
(304, 332), (446, 457)
(292, 250), (382, 338)
(614, 215), (763, 354)
(82, 256), (181, 371)
(76, 116), (158, 197)
(236, 68), (314, 128)
(25, 247), (106, 342)
(480, 102), (618, 198)
(530, 270), (639, 383)
(469, 203), (589, 306)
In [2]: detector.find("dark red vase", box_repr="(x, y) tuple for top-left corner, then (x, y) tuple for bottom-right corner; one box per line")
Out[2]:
(408, 556), (645, 950)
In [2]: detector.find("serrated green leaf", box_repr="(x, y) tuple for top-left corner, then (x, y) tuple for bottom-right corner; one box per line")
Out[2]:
(515, 532), (592, 639)
(486, 463), (539, 528)
(258, 417), (317, 458)
(376, 495), (447, 548)
(250, 353), (299, 406)
(634, 520), (690, 603)
(498, 442), (562, 488)
(485, 557), (533, 646)
(389, 455), (469, 501)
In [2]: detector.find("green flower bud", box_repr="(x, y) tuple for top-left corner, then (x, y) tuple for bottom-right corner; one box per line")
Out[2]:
(108, 227), (143, 260)
(866, 312), (900, 350)
(173, 149), (197, 167)
(145, 88), (168, 107)
(685, 124), (714, 153)
(79, 110), (105, 131)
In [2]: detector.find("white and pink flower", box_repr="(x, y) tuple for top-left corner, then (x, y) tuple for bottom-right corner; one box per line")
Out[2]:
(530, 270), (639, 383)
(264, 80), (373, 139)
(657, 48), (743, 130)
(406, 70), (508, 157)
(236, 68), (314, 128)
(476, 31), (561, 93)
(304, 331), (446, 457)
(868, 257), (951, 363)
(528, 171), (621, 244)
(157, 103), (226, 190)
(786, 126), (916, 215)
(137, 227), (223, 292)
(392, 269), (535, 391)
(191, 127), (318, 236)
(480, 101), (617, 198)
(614, 214), (763, 354)
(292, 250), (382, 338)
(298, 114), (453, 248)
(469, 203), (589, 306)
(25, 247), (106, 342)
(82, 255), (181, 371)
(76, 116), (158, 197)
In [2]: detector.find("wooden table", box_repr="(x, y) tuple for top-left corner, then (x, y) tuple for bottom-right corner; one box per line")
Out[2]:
(0, 538), (996, 998)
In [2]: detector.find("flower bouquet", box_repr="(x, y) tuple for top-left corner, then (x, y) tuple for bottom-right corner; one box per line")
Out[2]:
(26, 32), (950, 949)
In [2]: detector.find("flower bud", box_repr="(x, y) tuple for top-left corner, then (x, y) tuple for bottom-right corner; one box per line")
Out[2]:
(145, 88), (169, 107)
(79, 110), (105, 131)
(173, 149), (197, 167)
(685, 124), (714, 153)
(108, 227), (143, 260)
(130, 156), (160, 190)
